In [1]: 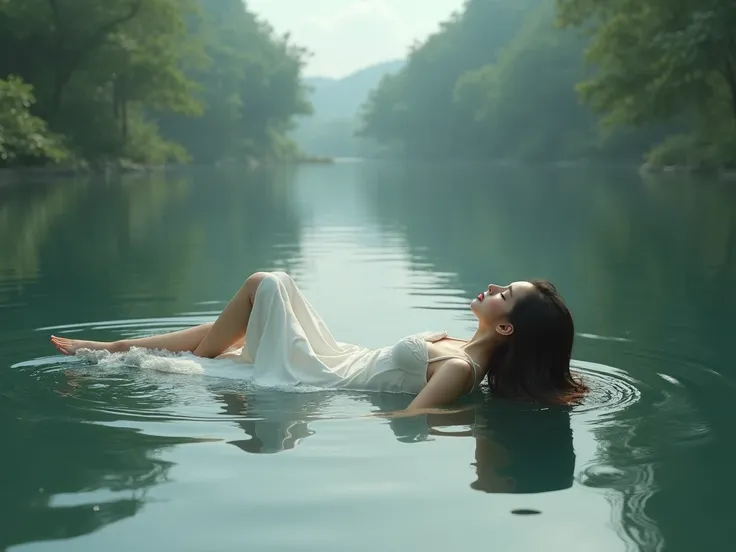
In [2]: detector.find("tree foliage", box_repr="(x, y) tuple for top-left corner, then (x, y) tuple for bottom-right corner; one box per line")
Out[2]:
(556, 0), (736, 168)
(156, 0), (312, 164)
(358, 0), (626, 161)
(451, 2), (602, 160)
(0, 0), (311, 167)
(0, 76), (68, 167)
(360, 0), (546, 158)
(360, 0), (733, 168)
(557, 0), (736, 123)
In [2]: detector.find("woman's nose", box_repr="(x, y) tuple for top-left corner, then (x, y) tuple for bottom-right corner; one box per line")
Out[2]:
(488, 284), (505, 294)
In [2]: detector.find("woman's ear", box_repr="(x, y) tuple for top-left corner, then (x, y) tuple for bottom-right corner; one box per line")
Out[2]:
(495, 323), (514, 336)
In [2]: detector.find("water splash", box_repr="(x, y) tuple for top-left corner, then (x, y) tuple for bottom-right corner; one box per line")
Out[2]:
(75, 347), (206, 375)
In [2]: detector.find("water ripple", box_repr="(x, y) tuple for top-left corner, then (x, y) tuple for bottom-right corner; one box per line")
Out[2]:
(570, 359), (642, 419)
(23, 317), (648, 426)
(36, 316), (215, 332)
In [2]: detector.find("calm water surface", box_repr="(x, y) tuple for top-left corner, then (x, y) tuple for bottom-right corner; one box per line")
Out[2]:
(1, 163), (735, 552)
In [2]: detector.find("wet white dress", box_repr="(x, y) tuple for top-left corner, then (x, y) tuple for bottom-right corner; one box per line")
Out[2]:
(218, 272), (479, 395)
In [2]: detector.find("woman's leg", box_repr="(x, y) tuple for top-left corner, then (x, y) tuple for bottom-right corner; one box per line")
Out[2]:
(192, 272), (267, 358)
(50, 272), (268, 357)
(51, 323), (215, 356)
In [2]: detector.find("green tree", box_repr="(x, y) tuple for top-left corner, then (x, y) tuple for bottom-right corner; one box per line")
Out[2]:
(0, 0), (311, 167)
(452, 2), (598, 161)
(556, 0), (736, 169)
(0, 0), (202, 164)
(156, 0), (312, 164)
(0, 0), (146, 117)
(0, 76), (68, 167)
(556, 0), (736, 126)
(358, 0), (693, 164)
(360, 0), (544, 158)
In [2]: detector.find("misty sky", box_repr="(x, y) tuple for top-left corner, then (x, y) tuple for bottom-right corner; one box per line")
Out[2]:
(247, 0), (464, 78)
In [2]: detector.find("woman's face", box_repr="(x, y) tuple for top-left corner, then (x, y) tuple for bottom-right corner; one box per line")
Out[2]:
(470, 281), (537, 332)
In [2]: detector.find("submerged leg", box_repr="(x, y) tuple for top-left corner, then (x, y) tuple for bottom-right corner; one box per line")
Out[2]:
(192, 272), (267, 359)
(50, 323), (215, 356)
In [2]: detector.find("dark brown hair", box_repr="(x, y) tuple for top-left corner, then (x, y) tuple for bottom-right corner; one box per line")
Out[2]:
(485, 280), (588, 405)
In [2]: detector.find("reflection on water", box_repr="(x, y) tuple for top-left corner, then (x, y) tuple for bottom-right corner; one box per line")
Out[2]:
(0, 369), (208, 550)
(217, 389), (578, 495)
(1, 164), (735, 552)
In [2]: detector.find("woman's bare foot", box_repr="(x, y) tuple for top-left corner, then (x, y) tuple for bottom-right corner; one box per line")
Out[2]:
(50, 335), (124, 356)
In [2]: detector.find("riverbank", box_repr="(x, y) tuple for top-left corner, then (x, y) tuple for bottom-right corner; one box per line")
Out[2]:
(0, 160), (163, 185)
(0, 155), (339, 185)
(639, 163), (736, 180)
(297, 155), (335, 164)
(7, 157), (736, 185)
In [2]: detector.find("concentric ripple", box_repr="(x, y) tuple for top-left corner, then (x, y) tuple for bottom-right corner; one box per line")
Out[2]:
(22, 316), (648, 424)
(569, 359), (642, 419)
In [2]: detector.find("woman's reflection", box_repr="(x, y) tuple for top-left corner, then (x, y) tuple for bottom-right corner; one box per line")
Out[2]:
(373, 394), (575, 494)
(218, 390), (321, 454)
(217, 390), (575, 494)
(465, 405), (575, 494)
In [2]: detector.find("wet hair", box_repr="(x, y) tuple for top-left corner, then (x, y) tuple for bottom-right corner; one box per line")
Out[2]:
(485, 280), (588, 405)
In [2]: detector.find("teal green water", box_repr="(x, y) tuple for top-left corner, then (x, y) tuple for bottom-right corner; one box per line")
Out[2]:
(1, 164), (735, 552)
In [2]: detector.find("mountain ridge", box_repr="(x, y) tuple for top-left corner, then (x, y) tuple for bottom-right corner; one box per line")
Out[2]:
(302, 59), (405, 121)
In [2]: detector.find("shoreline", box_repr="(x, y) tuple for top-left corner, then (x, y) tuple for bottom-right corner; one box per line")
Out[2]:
(0, 156), (338, 184)
(639, 163), (736, 180)
(4, 158), (736, 184)
(0, 163), (164, 185)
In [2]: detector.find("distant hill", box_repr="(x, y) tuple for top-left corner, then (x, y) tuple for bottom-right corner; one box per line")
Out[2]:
(292, 60), (405, 158)
(303, 59), (405, 120)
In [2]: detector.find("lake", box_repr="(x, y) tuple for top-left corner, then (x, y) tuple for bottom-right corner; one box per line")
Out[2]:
(1, 162), (734, 552)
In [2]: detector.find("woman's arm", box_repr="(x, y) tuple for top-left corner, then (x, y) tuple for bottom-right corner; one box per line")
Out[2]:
(362, 361), (474, 420)
(406, 359), (473, 411)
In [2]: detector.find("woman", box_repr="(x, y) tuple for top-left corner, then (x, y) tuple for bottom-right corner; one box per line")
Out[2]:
(50, 271), (588, 409)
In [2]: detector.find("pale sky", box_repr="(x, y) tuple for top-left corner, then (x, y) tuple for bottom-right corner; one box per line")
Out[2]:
(247, 0), (465, 78)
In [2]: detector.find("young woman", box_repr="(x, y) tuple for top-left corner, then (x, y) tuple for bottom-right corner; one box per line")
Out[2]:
(50, 271), (588, 409)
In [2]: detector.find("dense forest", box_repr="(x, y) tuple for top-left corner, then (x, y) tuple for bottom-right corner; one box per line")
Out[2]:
(358, 0), (736, 170)
(2, 0), (734, 171)
(0, 0), (311, 168)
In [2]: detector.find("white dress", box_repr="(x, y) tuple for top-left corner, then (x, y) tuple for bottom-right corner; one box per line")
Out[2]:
(217, 272), (477, 395)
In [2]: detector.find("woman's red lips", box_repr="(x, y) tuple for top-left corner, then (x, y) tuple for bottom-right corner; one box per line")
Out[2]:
(477, 293), (484, 301)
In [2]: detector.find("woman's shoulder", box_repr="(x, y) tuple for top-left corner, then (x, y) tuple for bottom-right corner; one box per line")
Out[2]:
(410, 330), (448, 343)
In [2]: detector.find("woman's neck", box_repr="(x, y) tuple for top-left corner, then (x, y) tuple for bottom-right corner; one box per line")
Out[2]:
(460, 327), (499, 374)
